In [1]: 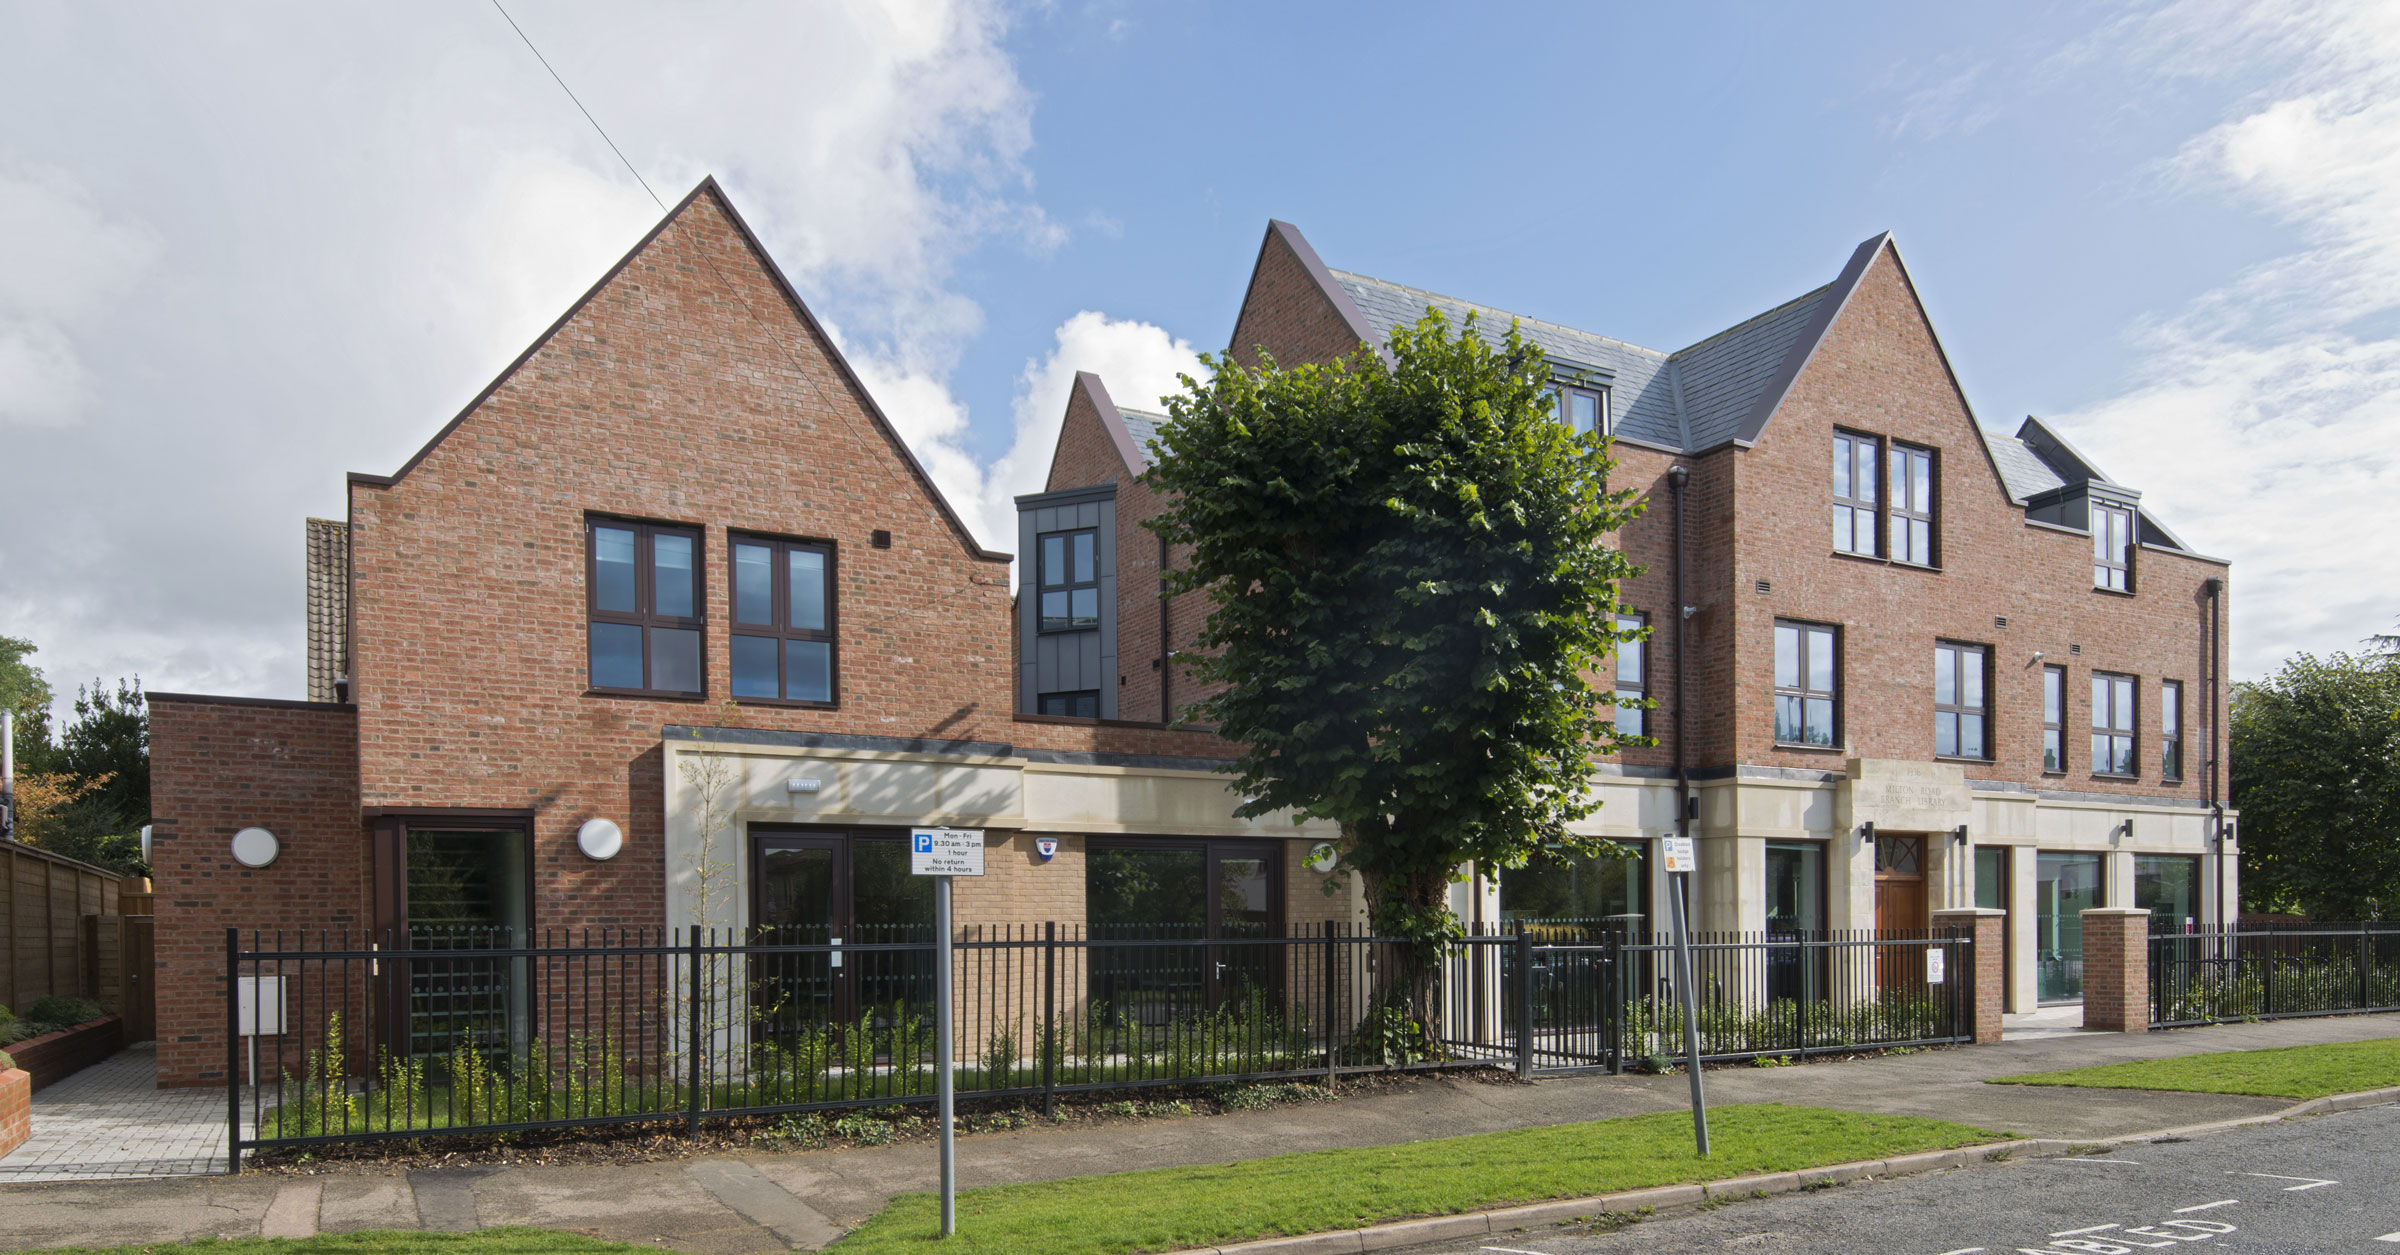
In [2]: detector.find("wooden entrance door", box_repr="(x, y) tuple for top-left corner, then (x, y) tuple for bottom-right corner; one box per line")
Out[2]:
(1874, 835), (1928, 989)
(118, 916), (155, 1041)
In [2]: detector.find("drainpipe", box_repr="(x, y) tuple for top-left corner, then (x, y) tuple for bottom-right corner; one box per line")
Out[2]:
(2204, 576), (2225, 932)
(1668, 465), (1692, 903)
(1159, 532), (1172, 725)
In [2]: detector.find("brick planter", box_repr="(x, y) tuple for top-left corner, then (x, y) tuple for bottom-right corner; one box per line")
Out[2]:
(0, 1067), (28, 1157)
(5, 1016), (126, 1091)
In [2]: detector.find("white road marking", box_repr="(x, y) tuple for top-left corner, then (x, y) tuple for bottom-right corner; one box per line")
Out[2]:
(2374, 1233), (2400, 1243)
(1931, 1248), (1985, 1254)
(2172, 1199), (2240, 1212)
(1482, 1247), (1550, 1255)
(2050, 1224), (2119, 1237)
(2050, 1157), (2142, 1165)
(2238, 1172), (2339, 1191)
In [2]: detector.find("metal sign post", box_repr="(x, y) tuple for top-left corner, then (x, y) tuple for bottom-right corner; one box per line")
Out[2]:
(1659, 834), (1710, 1157)
(911, 827), (985, 1238)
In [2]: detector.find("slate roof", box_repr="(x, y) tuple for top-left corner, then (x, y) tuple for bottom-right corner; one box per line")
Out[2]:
(1332, 271), (1685, 448)
(305, 518), (348, 703)
(1671, 287), (1832, 450)
(1118, 408), (1164, 463)
(1984, 430), (2070, 504)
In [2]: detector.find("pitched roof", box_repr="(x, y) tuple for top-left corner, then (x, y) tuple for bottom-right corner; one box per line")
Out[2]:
(305, 517), (348, 703)
(1324, 244), (1879, 456)
(349, 177), (1008, 562)
(1118, 407), (1165, 461)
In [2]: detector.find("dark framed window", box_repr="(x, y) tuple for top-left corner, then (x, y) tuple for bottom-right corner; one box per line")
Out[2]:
(1831, 431), (1878, 556)
(1550, 383), (1610, 439)
(1773, 620), (1839, 747)
(2161, 679), (2184, 781)
(2042, 664), (2067, 773)
(1614, 612), (1647, 738)
(2094, 501), (2133, 591)
(1934, 642), (1988, 759)
(728, 533), (837, 705)
(2091, 671), (2137, 776)
(1037, 528), (1100, 633)
(1889, 443), (1935, 566)
(587, 517), (703, 696)
(1038, 691), (1099, 718)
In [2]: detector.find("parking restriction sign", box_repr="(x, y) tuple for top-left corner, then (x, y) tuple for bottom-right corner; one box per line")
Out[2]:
(910, 827), (985, 876)
(1661, 835), (1698, 874)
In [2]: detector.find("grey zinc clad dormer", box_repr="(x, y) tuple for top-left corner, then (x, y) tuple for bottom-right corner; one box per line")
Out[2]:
(1015, 484), (1118, 718)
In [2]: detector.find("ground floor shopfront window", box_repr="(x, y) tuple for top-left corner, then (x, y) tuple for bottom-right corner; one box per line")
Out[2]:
(1497, 843), (1648, 930)
(2037, 851), (2106, 1003)
(2136, 854), (2202, 933)
(1086, 839), (1281, 1019)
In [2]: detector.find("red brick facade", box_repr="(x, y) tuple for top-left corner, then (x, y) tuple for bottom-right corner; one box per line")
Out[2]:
(148, 696), (361, 1087)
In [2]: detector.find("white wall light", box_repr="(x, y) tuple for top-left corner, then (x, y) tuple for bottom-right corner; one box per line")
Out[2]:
(230, 826), (280, 868)
(577, 817), (625, 861)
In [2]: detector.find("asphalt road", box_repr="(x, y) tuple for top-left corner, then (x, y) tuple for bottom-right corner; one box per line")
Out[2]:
(1429, 1102), (2400, 1255)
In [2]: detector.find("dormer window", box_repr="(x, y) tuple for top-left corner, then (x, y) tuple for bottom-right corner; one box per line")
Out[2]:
(1550, 384), (1610, 438)
(2093, 501), (2133, 592)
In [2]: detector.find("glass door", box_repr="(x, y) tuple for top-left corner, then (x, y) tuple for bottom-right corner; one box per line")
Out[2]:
(750, 830), (935, 1038)
(402, 828), (531, 1060)
(2037, 851), (2105, 1003)
(1210, 848), (1276, 1008)
(1087, 839), (1282, 1022)
(1765, 840), (1826, 1004)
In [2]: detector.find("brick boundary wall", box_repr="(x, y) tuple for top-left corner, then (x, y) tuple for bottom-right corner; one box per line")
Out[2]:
(0, 1066), (28, 1157)
(2079, 907), (2152, 1033)
(1932, 907), (2005, 1044)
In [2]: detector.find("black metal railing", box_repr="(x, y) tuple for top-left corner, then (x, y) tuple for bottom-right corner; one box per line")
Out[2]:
(224, 921), (1977, 1167)
(2150, 923), (2400, 1028)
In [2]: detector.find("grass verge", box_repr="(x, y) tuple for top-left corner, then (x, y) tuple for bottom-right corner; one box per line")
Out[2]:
(830, 1103), (2004, 1255)
(1991, 1036), (2400, 1099)
(8, 1228), (654, 1255)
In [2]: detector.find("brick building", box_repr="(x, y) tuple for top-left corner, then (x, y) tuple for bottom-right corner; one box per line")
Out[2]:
(148, 184), (2231, 1086)
(1039, 220), (2235, 1016)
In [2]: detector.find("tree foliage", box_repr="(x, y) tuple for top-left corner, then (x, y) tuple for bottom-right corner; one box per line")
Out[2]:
(1144, 311), (1645, 938)
(2230, 650), (2400, 919)
(2, 657), (150, 877)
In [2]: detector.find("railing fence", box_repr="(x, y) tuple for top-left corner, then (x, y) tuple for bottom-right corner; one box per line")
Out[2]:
(2150, 922), (2400, 1028)
(223, 920), (1976, 1168)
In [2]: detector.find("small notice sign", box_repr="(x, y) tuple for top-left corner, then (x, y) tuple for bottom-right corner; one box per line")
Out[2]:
(1926, 948), (1947, 985)
(1661, 835), (1698, 874)
(911, 827), (985, 876)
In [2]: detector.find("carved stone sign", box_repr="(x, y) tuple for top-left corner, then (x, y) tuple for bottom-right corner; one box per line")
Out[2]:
(1841, 758), (1971, 833)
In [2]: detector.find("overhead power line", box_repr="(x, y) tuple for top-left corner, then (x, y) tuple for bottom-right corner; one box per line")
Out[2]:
(489, 0), (665, 212)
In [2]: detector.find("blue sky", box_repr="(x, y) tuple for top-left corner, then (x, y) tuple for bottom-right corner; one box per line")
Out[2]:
(2, 0), (2396, 719)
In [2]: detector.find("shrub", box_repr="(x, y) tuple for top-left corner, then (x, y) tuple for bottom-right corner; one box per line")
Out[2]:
(25, 996), (105, 1026)
(0, 1049), (15, 1072)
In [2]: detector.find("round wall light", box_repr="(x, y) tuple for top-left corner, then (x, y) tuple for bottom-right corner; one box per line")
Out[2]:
(230, 826), (280, 869)
(577, 817), (625, 862)
(1305, 842), (1340, 874)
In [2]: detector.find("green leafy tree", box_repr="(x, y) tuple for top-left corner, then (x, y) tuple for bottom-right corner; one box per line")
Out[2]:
(2230, 650), (2400, 919)
(1, 635), (51, 771)
(1145, 310), (1646, 954)
(50, 679), (149, 827)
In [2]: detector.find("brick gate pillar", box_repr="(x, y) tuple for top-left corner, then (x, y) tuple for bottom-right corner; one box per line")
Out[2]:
(1932, 907), (2004, 1044)
(2079, 907), (2152, 1033)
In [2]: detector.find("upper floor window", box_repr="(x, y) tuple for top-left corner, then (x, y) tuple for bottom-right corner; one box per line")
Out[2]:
(2161, 679), (2184, 781)
(1038, 528), (1100, 632)
(2092, 671), (2137, 776)
(1614, 612), (1647, 738)
(2094, 502), (2134, 591)
(1773, 620), (1840, 748)
(1934, 642), (1987, 759)
(2042, 664), (2066, 773)
(1038, 690), (1100, 718)
(729, 534), (836, 705)
(1550, 383), (1610, 439)
(587, 518), (703, 697)
(1832, 431), (1878, 556)
(1889, 444), (1935, 566)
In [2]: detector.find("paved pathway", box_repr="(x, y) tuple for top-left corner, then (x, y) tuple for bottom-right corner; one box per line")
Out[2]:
(0, 1014), (2393, 1252)
(0, 1044), (244, 1182)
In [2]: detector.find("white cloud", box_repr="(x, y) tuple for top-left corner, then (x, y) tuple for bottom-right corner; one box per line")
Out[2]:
(2048, 0), (2400, 676)
(0, 165), (159, 426)
(0, 0), (1059, 719)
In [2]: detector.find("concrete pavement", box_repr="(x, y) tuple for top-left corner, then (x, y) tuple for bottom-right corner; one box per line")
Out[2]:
(1, 1012), (2393, 1253)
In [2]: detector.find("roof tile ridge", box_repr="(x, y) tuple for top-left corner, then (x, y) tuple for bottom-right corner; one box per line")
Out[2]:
(1668, 282), (1836, 359)
(1325, 268), (1671, 361)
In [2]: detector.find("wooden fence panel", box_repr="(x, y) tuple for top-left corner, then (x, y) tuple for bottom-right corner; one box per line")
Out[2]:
(2, 843), (126, 1013)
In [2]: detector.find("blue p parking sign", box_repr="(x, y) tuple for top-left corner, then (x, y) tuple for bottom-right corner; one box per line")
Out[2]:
(914, 832), (934, 855)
